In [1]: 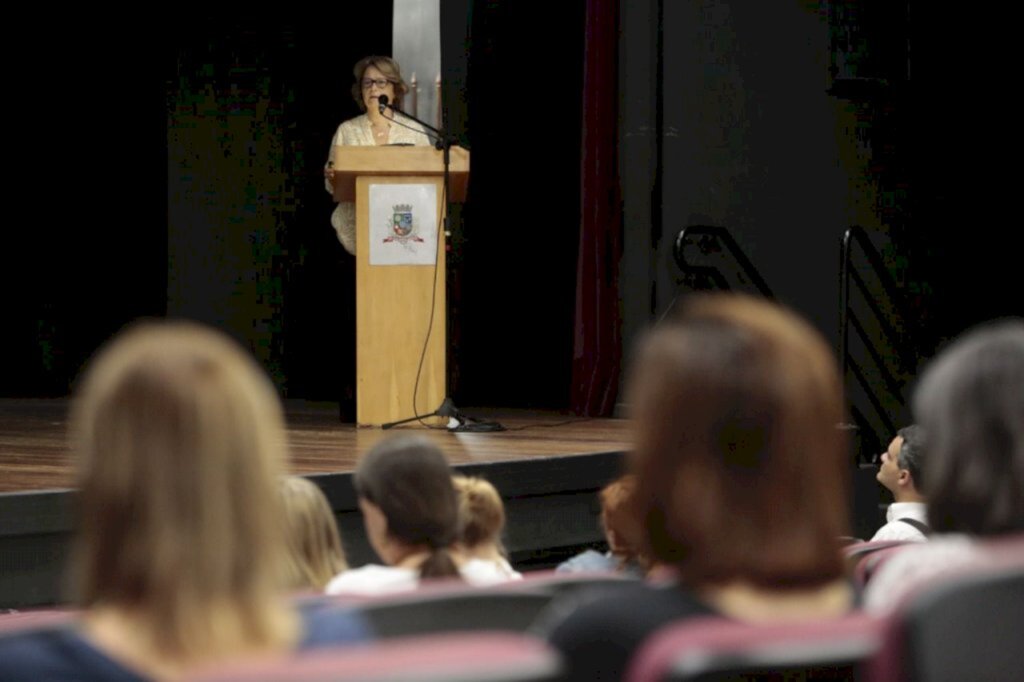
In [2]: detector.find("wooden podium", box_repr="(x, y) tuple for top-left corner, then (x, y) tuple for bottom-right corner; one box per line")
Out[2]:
(331, 146), (470, 427)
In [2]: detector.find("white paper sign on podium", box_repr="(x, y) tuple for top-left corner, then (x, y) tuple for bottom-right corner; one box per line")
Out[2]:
(368, 183), (439, 266)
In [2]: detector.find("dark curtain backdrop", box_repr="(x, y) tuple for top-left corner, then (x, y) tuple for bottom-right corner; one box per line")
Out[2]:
(9, 6), (598, 412)
(442, 1), (585, 409)
(6, 12), (393, 403)
(571, 0), (623, 416)
(7, 25), (166, 396)
(165, 12), (393, 413)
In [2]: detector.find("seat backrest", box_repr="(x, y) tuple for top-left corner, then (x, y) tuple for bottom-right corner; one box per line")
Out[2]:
(843, 540), (913, 561)
(0, 608), (76, 635)
(626, 613), (883, 682)
(869, 566), (1024, 682)
(514, 569), (640, 597)
(843, 540), (913, 589)
(191, 631), (564, 682)
(358, 589), (555, 638)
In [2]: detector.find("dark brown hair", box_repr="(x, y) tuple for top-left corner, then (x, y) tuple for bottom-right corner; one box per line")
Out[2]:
(354, 435), (460, 579)
(629, 294), (849, 589)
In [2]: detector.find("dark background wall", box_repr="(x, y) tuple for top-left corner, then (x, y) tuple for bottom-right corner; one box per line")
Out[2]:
(6, 4), (586, 413)
(619, 0), (1018, 452)
(621, 1), (901, 360)
(5, 3), (1019, 427)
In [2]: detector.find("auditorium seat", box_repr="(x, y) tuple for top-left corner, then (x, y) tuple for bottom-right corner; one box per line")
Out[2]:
(355, 588), (555, 638)
(313, 570), (642, 638)
(843, 540), (914, 589)
(191, 631), (564, 682)
(0, 608), (76, 635)
(513, 569), (641, 596)
(867, 566), (1024, 682)
(624, 613), (883, 682)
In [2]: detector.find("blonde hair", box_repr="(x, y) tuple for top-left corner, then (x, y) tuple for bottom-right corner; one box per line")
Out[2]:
(70, 320), (295, 661)
(453, 475), (506, 553)
(279, 476), (348, 590)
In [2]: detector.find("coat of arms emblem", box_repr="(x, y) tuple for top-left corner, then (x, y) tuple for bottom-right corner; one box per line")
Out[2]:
(383, 203), (424, 244)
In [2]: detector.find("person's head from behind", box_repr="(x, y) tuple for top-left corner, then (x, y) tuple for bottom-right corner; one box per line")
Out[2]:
(354, 435), (460, 579)
(599, 475), (644, 567)
(453, 475), (507, 558)
(351, 55), (409, 112)
(70, 320), (294, 661)
(279, 476), (349, 591)
(629, 294), (849, 590)
(913, 319), (1024, 536)
(877, 425), (926, 503)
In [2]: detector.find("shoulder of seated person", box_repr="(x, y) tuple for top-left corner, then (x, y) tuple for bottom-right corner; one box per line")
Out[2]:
(297, 603), (370, 649)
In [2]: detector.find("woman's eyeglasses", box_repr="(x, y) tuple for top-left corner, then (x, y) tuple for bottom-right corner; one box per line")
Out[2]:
(361, 78), (392, 90)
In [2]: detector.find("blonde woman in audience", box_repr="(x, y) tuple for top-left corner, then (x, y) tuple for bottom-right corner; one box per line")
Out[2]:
(326, 436), (519, 596)
(557, 474), (647, 577)
(280, 476), (349, 592)
(0, 322), (367, 681)
(542, 294), (855, 681)
(453, 475), (523, 580)
(864, 319), (1024, 612)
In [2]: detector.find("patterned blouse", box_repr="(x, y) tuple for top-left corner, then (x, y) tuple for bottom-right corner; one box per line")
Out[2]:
(325, 114), (433, 254)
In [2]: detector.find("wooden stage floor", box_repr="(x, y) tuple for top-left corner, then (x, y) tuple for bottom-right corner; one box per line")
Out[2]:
(0, 399), (631, 607)
(0, 399), (632, 494)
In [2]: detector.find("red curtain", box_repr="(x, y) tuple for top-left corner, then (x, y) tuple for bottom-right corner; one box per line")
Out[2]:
(571, 0), (622, 416)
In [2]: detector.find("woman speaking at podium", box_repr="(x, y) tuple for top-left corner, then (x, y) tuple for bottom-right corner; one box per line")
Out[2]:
(324, 56), (433, 255)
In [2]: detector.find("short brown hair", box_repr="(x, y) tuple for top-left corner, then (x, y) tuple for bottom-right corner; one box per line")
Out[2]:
(351, 55), (410, 111)
(629, 294), (849, 589)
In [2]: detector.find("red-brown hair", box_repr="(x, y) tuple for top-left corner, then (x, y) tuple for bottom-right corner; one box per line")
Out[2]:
(629, 294), (849, 589)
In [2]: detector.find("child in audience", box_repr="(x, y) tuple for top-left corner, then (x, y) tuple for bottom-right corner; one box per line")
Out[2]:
(280, 476), (349, 591)
(326, 436), (520, 596)
(557, 474), (646, 577)
(453, 475), (522, 580)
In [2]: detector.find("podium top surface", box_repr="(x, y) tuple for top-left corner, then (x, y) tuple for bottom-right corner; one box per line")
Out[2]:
(330, 145), (470, 202)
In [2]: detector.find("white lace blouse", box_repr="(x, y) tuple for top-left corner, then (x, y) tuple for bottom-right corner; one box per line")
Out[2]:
(325, 113), (433, 254)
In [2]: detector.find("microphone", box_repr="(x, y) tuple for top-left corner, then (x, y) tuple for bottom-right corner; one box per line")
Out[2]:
(374, 95), (445, 148)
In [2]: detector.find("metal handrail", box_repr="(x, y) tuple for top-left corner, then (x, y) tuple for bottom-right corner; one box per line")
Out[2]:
(674, 225), (773, 298)
(839, 225), (919, 456)
(840, 226), (918, 380)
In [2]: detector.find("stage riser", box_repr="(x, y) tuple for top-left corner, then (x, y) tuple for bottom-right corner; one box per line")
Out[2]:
(0, 453), (626, 609)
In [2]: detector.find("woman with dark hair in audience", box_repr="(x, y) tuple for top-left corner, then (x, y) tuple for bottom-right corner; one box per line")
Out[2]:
(0, 322), (367, 681)
(864, 319), (1024, 612)
(325, 436), (518, 596)
(543, 294), (854, 681)
(280, 476), (350, 592)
